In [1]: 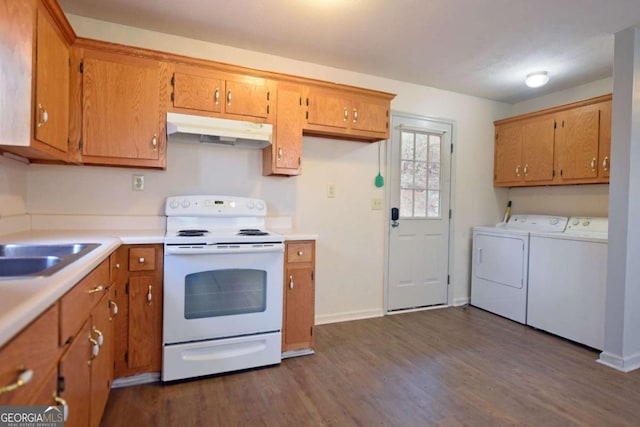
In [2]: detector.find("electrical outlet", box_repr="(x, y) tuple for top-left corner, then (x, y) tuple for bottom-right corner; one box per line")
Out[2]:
(132, 175), (145, 191)
(371, 198), (383, 210)
(327, 184), (336, 198)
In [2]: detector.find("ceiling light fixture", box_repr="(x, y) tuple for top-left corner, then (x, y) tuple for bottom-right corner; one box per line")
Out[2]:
(525, 71), (549, 88)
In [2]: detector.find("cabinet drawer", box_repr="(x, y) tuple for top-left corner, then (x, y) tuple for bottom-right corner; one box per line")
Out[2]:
(129, 247), (156, 271)
(60, 259), (110, 345)
(0, 304), (59, 406)
(286, 242), (314, 263)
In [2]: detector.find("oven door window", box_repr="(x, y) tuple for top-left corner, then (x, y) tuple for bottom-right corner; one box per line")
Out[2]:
(184, 269), (267, 319)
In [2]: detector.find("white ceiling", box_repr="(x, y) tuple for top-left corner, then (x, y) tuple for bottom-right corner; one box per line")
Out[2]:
(58, 0), (640, 104)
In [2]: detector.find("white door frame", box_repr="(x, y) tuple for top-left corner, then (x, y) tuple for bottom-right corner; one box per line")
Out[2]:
(383, 111), (457, 313)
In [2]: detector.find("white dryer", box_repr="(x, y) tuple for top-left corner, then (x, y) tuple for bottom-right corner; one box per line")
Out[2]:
(471, 214), (568, 324)
(528, 217), (608, 350)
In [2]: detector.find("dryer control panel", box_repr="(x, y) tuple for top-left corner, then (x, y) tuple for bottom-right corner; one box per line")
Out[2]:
(505, 214), (568, 232)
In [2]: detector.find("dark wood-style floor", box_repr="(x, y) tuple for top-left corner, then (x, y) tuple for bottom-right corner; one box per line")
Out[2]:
(100, 307), (640, 426)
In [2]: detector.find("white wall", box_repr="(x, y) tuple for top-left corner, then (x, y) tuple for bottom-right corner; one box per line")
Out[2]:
(504, 78), (613, 218)
(0, 155), (28, 216)
(27, 15), (509, 320)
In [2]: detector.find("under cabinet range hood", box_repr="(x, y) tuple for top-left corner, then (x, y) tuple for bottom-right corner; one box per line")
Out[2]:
(166, 112), (272, 148)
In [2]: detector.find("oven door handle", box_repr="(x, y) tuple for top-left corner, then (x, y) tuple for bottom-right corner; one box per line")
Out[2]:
(165, 244), (284, 255)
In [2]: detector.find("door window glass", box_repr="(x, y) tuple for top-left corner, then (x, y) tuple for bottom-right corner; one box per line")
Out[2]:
(184, 269), (266, 319)
(400, 131), (442, 218)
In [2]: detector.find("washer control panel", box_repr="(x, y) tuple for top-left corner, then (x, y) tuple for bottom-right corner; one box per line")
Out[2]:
(565, 217), (608, 234)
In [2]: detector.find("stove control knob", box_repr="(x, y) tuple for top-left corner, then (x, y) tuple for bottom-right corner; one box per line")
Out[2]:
(572, 219), (580, 226)
(181, 199), (190, 208)
(583, 220), (590, 226)
(169, 200), (179, 209)
(256, 201), (265, 210)
(247, 200), (255, 210)
(549, 217), (559, 225)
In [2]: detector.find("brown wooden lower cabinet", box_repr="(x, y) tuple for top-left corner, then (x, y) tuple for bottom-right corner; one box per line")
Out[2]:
(113, 244), (163, 378)
(282, 240), (316, 352)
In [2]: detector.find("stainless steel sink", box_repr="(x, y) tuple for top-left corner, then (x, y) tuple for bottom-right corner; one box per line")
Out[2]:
(0, 257), (62, 277)
(0, 243), (100, 279)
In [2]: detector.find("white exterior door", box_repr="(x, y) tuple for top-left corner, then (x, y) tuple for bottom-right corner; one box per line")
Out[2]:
(386, 113), (452, 311)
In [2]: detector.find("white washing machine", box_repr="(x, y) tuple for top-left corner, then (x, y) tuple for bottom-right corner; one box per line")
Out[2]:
(471, 214), (568, 324)
(528, 217), (608, 350)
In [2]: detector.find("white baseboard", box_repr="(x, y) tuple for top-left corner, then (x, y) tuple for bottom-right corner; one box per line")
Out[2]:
(597, 351), (640, 372)
(315, 308), (384, 325)
(453, 297), (470, 306)
(112, 372), (160, 388)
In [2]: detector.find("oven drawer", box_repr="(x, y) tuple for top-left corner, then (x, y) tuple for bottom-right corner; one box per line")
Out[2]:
(162, 332), (281, 382)
(286, 241), (314, 263)
(129, 247), (156, 271)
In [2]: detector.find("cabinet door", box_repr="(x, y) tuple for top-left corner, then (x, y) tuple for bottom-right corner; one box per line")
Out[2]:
(59, 321), (91, 427)
(306, 87), (351, 130)
(556, 105), (600, 180)
(273, 83), (303, 173)
(0, 304), (58, 406)
(283, 266), (315, 352)
(112, 246), (130, 377)
(34, 5), (69, 153)
(521, 115), (555, 183)
(494, 123), (523, 186)
(90, 293), (114, 427)
(224, 78), (270, 119)
(172, 71), (223, 113)
(82, 51), (162, 162)
(598, 101), (611, 180)
(128, 275), (162, 372)
(351, 96), (389, 135)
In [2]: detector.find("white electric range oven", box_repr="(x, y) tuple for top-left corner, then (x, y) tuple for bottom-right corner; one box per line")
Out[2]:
(162, 195), (284, 382)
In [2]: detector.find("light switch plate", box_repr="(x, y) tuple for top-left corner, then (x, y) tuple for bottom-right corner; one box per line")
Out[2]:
(327, 184), (336, 198)
(372, 198), (383, 210)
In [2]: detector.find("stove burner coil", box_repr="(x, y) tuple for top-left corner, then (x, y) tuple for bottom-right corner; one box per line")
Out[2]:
(238, 229), (269, 236)
(177, 229), (209, 237)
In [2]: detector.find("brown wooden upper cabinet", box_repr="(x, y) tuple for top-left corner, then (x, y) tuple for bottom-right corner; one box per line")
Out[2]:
(0, 0), (73, 162)
(494, 94), (611, 187)
(304, 86), (391, 141)
(170, 64), (273, 122)
(79, 48), (166, 169)
(263, 83), (305, 176)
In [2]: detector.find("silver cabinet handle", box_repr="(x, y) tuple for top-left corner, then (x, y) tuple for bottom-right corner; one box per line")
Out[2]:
(214, 88), (220, 105)
(353, 108), (358, 123)
(603, 156), (609, 171)
(277, 147), (283, 159)
(297, 250), (304, 256)
(590, 157), (596, 171)
(147, 285), (153, 305)
(523, 164), (528, 176)
(139, 257), (145, 264)
(289, 275), (294, 289)
(515, 165), (521, 177)
(0, 369), (33, 395)
(151, 134), (158, 151)
(343, 107), (348, 122)
(227, 90), (232, 106)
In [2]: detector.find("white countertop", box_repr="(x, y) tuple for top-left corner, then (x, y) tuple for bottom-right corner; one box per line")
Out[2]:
(0, 229), (164, 348)
(0, 226), (315, 348)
